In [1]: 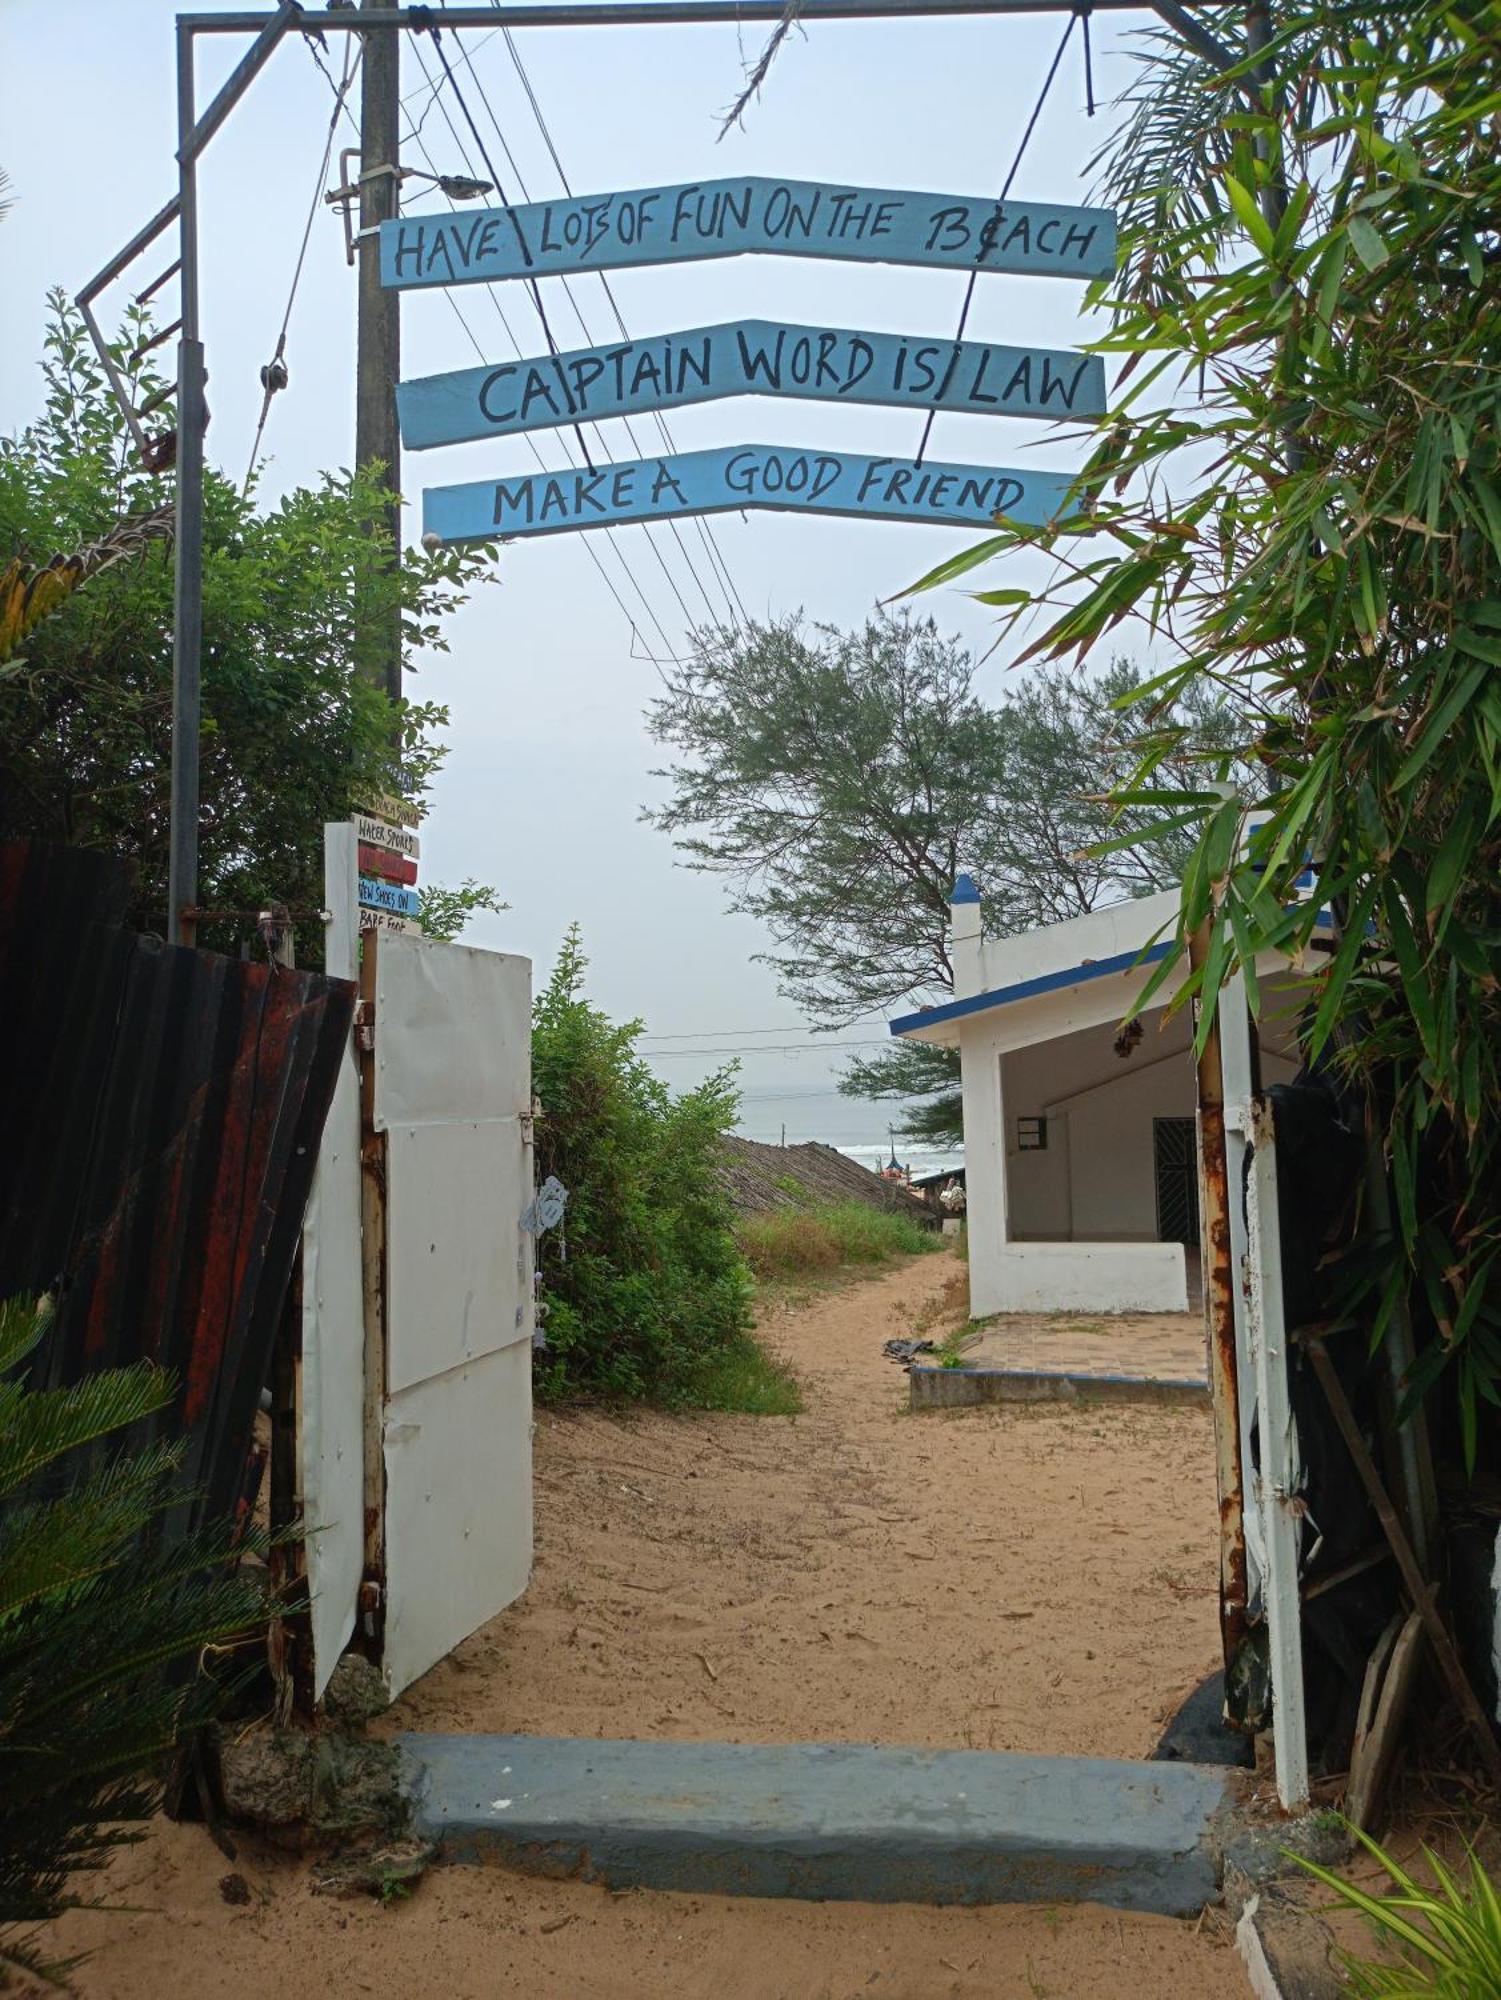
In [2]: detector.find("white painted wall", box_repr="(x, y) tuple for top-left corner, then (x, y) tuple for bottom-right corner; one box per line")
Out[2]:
(974, 1241), (1189, 1317)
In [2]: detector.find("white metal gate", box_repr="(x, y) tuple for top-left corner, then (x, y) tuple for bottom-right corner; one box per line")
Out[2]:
(371, 927), (534, 1696)
(301, 825), (534, 1703)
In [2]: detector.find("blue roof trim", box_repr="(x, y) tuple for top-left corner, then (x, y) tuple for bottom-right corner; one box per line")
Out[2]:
(950, 873), (982, 906)
(890, 905), (1337, 1039)
(889, 940), (1173, 1037)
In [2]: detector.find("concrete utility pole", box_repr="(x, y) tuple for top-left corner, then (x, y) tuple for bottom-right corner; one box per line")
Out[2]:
(355, 0), (403, 707)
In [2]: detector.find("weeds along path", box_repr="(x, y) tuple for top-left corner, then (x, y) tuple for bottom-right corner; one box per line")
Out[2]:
(388, 1248), (1223, 1758)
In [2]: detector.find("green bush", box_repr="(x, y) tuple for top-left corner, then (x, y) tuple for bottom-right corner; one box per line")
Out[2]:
(739, 1201), (940, 1281)
(530, 928), (753, 1402)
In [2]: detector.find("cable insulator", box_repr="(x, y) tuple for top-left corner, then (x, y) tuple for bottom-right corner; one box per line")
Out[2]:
(259, 357), (289, 396)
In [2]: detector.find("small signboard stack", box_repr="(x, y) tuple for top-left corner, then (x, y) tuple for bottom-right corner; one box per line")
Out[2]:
(355, 793), (422, 937)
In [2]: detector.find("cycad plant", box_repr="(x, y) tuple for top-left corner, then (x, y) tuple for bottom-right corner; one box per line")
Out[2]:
(1296, 1825), (1501, 1998)
(0, 1296), (269, 1985)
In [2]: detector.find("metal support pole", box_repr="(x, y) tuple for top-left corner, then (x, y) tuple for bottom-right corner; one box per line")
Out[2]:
(355, 0), (404, 710)
(169, 21), (205, 948)
(189, 0), (1223, 30)
(1245, 1092), (1310, 1809)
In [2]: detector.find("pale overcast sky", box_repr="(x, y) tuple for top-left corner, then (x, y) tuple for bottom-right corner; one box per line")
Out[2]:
(0, 0), (1151, 1163)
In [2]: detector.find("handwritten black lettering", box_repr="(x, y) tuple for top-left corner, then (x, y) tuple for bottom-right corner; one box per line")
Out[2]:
(651, 460), (686, 504)
(492, 477), (534, 525)
(1040, 357), (1093, 409)
(478, 366), (518, 424)
(924, 206), (971, 255)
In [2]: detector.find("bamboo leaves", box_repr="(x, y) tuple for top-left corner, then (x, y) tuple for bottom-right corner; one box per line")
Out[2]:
(913, 0), (1501, 1448)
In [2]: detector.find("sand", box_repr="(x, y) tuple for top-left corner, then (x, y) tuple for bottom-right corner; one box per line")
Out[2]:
(390, 1252), (1224, 1756)
(33, 1249), (1248, 1999)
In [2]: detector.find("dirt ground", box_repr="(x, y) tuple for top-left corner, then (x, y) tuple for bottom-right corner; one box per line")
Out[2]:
(36, 1249), (1248, 1999)
(957, 1302), (1209, 1383)
(391, 1250), (1224, 1757)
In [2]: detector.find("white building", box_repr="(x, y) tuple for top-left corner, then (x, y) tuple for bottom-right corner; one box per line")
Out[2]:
(889, 876), (1313, 1320)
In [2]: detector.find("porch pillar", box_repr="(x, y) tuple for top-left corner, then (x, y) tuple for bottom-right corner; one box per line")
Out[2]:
(960, 1034), (1008, 1319)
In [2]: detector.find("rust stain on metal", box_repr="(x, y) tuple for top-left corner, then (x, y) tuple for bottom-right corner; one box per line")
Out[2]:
(1188, 920), (1249, 1674)
(0, 839), (356, 1539)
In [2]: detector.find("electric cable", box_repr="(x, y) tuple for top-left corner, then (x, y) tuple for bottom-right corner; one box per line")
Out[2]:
(305, 16), (688, 667)
(412, 13), (600, 470)
(406, 36), (712, 644)
(439, 23), (735, 631)
(913, 9), (1079, 467)
(493, 15), (753, 628)
(244, 36), (363, 492)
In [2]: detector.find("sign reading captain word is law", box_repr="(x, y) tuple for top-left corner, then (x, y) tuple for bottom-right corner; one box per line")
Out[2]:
(422, 443), (1077, 548)
(380, 176), (1115, 292)
(398, 320), (1107, 451)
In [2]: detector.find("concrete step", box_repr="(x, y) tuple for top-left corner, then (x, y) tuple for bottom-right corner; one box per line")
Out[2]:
(398, 1733), (1233, 1916)
(909, 1363), (1211, 1410)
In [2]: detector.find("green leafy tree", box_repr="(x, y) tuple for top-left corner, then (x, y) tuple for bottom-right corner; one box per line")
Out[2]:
(0, 293), (490, 955)
(417, 876), (509, 944)
(645, 607), (1236, 1140)
(530, 927), (751, 1401)
(918, 2), (1501, 1438)
(0, 1298), (268, 1985)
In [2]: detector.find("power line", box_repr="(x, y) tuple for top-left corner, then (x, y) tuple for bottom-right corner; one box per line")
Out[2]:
(639, 1040), (891, 1056)
(425, 18), (735, 633)
(450, 25), (733, 629)
(305, 24), (704, 668)
(244, 35), (363, 491)
(492, 15), (753, 628)
(415, 17), (598, 467)
(913, 7), (1078, 467)
(423, 251), (686, 664)
(404, 37), (707, 656)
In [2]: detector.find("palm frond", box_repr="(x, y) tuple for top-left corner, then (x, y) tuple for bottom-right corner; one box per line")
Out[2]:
(0, 1297), (272, 1982)
(0, 502), (175, 665)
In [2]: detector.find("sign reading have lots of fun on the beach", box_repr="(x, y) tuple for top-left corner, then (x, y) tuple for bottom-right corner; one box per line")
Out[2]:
(381, 173), (1113, 544)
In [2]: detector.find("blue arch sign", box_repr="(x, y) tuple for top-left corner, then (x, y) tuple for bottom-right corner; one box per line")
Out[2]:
(420, 443), (1077, 546)
(397, 319), (1107, 449)
(382, 176), (1115, 290)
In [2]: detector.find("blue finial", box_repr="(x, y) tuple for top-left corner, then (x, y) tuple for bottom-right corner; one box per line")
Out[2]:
(950, 873), (981, 906)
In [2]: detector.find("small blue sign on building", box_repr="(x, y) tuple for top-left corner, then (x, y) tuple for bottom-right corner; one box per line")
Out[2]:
(358, 875), (421, 919)
(397, 320), (1107, 450)
(381, 177), (1115, 292)
(420, 443), (1078, 547)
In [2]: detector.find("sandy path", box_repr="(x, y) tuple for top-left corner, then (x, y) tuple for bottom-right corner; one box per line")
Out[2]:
(39, 1815), (1243, 2000)
(391, 1248), (1224, 1757)
(36, 1251), (1247, 1999)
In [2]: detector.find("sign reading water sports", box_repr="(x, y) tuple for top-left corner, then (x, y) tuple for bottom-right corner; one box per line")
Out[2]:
(381, 176), (1115, 291)
(422, 443), (1076, 547)
(398, 319), (1106, 451)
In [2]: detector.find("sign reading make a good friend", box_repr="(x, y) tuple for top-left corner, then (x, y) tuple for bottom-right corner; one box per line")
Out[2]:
(398, 320), (1107, 450)
(381, 176), (1115, 291)
(422, 443), (1077, 547)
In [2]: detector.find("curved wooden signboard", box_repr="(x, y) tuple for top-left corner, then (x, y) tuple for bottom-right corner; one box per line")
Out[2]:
(397, 319), (1106, 449)
(421, 443), (1076, 546)
(381, 176), (1115, 291)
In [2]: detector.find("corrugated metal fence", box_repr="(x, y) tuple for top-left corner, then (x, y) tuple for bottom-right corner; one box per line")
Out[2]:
(0, 840), (356, 1529)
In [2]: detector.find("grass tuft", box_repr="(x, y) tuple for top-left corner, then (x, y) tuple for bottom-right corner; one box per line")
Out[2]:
(678, 1334), (803, 1415)
(738, 1202), (942, 1280)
